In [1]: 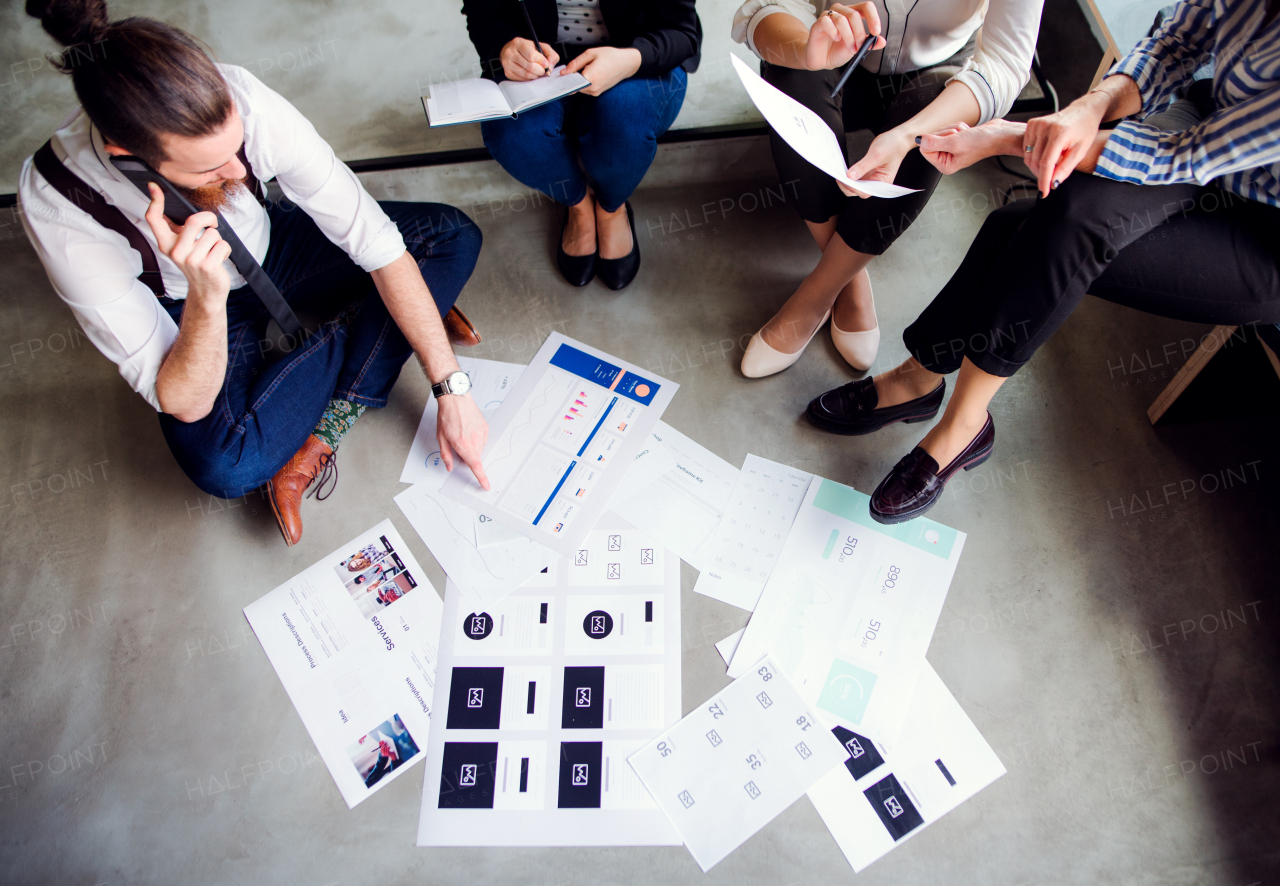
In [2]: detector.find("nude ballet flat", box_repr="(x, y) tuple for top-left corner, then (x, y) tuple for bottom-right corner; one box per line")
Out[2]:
(741, 310), (831, 378)
(830, 285), (880, 371)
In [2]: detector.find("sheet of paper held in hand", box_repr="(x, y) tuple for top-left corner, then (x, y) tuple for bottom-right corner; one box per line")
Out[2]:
(726, 477), (966, 745)
(441, 333), (677, 559)
(628, 656), (848, 871)
(417, 516), (682, 847)
(243, 520), (442, 808)
(730, 54), (918, 199)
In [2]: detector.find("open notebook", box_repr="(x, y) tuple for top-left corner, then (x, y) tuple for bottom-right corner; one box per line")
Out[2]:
(422, 67), (590, 126)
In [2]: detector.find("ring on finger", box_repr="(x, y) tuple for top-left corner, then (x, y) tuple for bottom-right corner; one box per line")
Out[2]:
(1024, 144), (1034, 153)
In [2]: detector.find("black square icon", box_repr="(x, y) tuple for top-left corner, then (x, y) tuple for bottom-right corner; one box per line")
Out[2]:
(833, 725), (885, 781)
(557, 742), (603, 808)
(864, 773), (924, 840)
(446, 667), (504, 729)
(561, 666), (605, 728)
(438, 742), (499, 808)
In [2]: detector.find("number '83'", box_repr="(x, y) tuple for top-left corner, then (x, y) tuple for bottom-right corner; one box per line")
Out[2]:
(757, 666), (772, 681)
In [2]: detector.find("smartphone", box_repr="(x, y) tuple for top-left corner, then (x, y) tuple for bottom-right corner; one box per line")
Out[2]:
(110, 155), (206, 226)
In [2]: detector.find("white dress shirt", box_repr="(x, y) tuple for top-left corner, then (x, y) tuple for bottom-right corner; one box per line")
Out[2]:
(18, 65), (407, 412)
(732, 0), (1044, 124)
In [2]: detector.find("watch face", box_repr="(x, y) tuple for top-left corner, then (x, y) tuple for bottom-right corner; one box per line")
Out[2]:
(450, 371), (472, 395)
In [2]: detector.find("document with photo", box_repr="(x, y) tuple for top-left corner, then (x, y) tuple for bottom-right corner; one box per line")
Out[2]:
(628, 656), (848, 871)
(692, 455), (813, 611)
(417, 516), (682, 846)
(243, 520), (442, 808)
(726, 478), (966, 745)
(441, 333), (677, 558)
(807, 661), (1006, 872)
(611, 421), (738, 571)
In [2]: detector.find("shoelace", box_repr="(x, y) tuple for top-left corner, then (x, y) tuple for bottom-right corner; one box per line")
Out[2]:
(305, 447), (339, 501)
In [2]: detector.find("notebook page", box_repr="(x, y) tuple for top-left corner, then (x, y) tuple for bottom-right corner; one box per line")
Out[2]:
(425, 78), (511, 125)
(499, 67), (590, 113)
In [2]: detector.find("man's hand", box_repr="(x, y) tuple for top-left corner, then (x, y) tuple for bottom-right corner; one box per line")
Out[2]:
(501, 37), (560, 81)
(564, 46), (641, 96)
(436, 393), (491, 491)
(805, 3), (884, 71)
(841, 129), (913, 196)
(143, 183), (232, 302)
(920, 119), (1027, 175)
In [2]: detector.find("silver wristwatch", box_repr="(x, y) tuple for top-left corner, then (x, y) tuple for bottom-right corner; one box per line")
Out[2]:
(431, 370), (472, 399)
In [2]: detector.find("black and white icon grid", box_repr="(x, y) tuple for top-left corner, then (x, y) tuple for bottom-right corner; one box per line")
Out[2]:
(756, 691), (772, 709)
(744, 781), (761, 800)
(706, 730), (722, 747)
(438, 742), (498, 809)
(833, 725), (885, 780)
(678, 790), (695, 809)
(583, 610), (614, 639)
(607, 563), (621, 580)
(795, 741), (811, 760)
(608, 534), (622, 551)
(463, 612), (493, 640)
(561, 666), (605, 728)
(557, 742), (603, 808)
(864, 773), (924, 840)
(575, 550), (588, 566)
(641, 548), (653, 565)
(446, 667), (504, 729)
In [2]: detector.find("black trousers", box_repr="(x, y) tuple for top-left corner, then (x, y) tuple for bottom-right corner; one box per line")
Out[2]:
(761, 60), (953, 255)
(903, 174), (1280, 377)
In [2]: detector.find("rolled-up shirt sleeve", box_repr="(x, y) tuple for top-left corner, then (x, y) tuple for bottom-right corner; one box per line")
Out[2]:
(18, 157), (178, 411)
(732, 0), (818, 58)
(228, 67), (406, 273)
(1109, 0), (1216, 116)
(1095, 85), (1280, 188)
(947, 0), (1043, 123)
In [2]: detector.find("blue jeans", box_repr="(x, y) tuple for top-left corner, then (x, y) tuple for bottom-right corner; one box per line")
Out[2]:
(159, 200), (482, 498)
(481, 67), (687, 212)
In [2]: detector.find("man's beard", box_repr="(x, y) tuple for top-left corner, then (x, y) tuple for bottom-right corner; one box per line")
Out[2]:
(176, 176), (248, 213)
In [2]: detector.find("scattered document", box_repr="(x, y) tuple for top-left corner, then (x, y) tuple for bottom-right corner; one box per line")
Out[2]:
(628, 657), (848, 871)
(727, 478), (965, 744)
(693, 455), (813, 611)
(730, 55), (918, 199)
(400, 356), (525, 486)
(442, 333), (677, 558)
(423, 67), (589, 127)
(418, 517), (682, 846)
(611, 421), (738, 571)
(808, 662), (1006, 871)
(243, 521), (442, 808)
(715, 628), (745, 667)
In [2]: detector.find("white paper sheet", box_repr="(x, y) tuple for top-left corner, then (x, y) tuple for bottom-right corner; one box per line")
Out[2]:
(243, 520), (442, 808)
(628, 657), (848, 871)
(400, 356), (526, 486)
(441, 334), (677, 558)
(607, 434), (677, 508)
(715, 628), (746, 667)
(417, 516), (683, 846)
(611, 421), (739, 571)
(808, 662), (1006, 872)
(730, 55), (918, 199)
(692, 455), (813, 611)
(726, 478), (965, 745)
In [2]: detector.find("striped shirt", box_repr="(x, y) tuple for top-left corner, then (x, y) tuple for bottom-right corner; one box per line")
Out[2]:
(1095, 0), (1280, 206)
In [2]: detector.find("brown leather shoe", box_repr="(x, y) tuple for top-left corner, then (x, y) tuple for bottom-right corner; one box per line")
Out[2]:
(869, 413), (995, 524)
(444, 306), (482, 346)
(267, 435), (337, 546)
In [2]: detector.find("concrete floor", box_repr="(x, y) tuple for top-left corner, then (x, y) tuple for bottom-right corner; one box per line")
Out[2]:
(2, 143), (1279, 884)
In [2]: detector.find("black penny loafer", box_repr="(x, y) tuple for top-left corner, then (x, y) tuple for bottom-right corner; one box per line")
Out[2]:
(869, 413), (995, 524)
(556, 206), (596, 287)
(596, 201), (640, 291)
(806, 377), (946, 436)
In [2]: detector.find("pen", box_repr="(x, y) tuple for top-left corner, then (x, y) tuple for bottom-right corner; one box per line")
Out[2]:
(829, 20), (879, 98)
(517, 0), (550, 77)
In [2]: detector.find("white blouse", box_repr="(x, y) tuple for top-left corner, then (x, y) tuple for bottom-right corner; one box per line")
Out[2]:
(732, 0), (1045, 124)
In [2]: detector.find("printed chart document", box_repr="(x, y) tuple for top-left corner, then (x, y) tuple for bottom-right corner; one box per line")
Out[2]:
(808, 662), (1006, 871)
(442, 333), (677, 558)
(401, 356), (526, 486)
(727, 478), (965, 744)
(730, 55), (917, 199)
(423, 67), (589, 126)
(418, 516), (682, 846)
(693, 455), (813, 611)
(611, 421), (738, 571)
(628, 657), (847, 871)
(244, 521), (443, 808)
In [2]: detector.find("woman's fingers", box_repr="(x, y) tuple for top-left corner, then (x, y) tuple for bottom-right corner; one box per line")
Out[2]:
(541, 43), (560, 68)
(832, 10), (857, 49)
(853, 1), (883, 38)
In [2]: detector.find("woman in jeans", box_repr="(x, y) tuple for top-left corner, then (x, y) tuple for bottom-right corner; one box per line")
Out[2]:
(731, 0), (1044, 376)
(804, 0), (1280, 523)
(462, 0), (701, 290)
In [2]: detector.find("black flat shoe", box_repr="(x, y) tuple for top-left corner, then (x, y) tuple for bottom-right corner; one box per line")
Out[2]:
(557, 206), (596, 287)
(806, 378), (945, 436)
(596, 201), (640, 291)
(869, 413), (995, 524)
